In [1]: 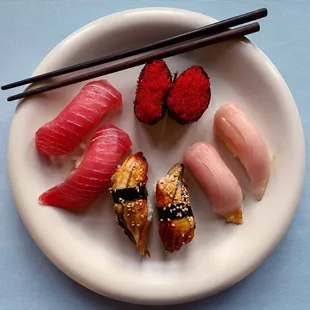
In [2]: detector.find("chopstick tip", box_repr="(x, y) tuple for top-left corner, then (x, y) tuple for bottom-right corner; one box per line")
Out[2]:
(259, 7), (268, 17)
(7, 95), (17, 102)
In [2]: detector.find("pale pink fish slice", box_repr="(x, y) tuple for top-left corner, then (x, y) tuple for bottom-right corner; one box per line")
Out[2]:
(183, 142), (243, 224)
(38, 124), (132, 209)
(35, 80), (122, 156)
(214, 101), (271, 200)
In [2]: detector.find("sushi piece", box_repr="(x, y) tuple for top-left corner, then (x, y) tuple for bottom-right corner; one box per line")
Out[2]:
(214, 102), (271, 200)
(156, 163), (196, 252)
(36, 80), (122, 155)
(134, 59), (172, 125)
(165, 65), (211, 124)
(183, 142), (243, 224)
(109, 152), (152, 256)
(38, 124), (132, 209)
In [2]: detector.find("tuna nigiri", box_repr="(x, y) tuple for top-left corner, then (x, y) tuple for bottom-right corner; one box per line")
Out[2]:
(183, 142), (243, 224)
(36, 80), (122, 156)
(39, 124), (132, 209)
(214, 102), (271, 200)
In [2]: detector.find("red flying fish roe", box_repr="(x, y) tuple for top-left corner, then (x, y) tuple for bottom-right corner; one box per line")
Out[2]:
(134, 59), (172, 125)
(166, 66), (211, 124)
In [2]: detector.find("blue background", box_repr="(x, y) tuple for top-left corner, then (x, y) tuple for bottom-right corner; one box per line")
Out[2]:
(0, 1), (309, 309)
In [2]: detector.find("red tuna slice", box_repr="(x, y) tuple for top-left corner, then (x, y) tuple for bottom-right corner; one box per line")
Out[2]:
(134, 59), (172, 125)
(38, 124), (132, 209)
(166, 66), (211, 124)
(35, 80), (122, 155)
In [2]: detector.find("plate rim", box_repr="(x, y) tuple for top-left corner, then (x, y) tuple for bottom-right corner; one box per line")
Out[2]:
(7, 7), (306, 305)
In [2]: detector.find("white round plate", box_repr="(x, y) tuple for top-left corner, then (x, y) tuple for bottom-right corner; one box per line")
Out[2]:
(8, 7), (305, 305)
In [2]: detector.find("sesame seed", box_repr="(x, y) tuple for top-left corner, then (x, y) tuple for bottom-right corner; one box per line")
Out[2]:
(141, 215), (144, 218)
(182, 234), (185, 237)
(172, 224), (175, 227)
(163, 207), (166, 211)
(167, 218), (171, 221)
(160, 219), (163, 222)
(137, 224), (140, 227)
(132, 224), (135, 227)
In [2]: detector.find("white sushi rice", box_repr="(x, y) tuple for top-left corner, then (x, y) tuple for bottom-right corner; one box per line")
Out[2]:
(72, 143), (87, 169)
(73, 156), (84, 169)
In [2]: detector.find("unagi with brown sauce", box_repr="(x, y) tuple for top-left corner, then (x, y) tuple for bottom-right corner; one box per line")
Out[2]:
(110, 152), (152, 256)
(156, 163), (196, 252)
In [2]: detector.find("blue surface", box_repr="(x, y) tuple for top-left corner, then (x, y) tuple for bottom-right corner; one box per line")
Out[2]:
(0, 1), (309, 309)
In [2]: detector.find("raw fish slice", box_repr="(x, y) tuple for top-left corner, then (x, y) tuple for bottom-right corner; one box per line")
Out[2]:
(36, 80), (122, 156)
(183, 142), (243, 224)
(214, 101), (271, 200)
(38, 124), (132, 209)
(109, 152), (152, 256)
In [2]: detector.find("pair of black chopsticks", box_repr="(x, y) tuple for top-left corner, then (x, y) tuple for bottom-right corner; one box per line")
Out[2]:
(1, 8), (267, 102)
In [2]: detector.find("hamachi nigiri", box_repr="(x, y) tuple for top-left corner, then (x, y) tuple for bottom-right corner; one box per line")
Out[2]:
(183, 142), (243, 224)
(36, 80), (122, 156)
(39, 124), (132, 209)
(214, 102), (271, 200)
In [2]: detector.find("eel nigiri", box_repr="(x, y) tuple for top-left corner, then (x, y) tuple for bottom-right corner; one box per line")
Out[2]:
(109, 152), (152, 256)
(39, 124), (132, 209)
(134, 59), (172, 125)
(36, 80), (122, 156)
(156, 163), (196, 252)
(165, 66), (211, 124)
(214, 102), (271, 200)
(183, 142), (243, 224)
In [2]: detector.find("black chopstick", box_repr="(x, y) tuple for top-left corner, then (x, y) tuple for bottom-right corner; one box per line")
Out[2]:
(1, 8), (267, 91)
(7, 22), (260, 102)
